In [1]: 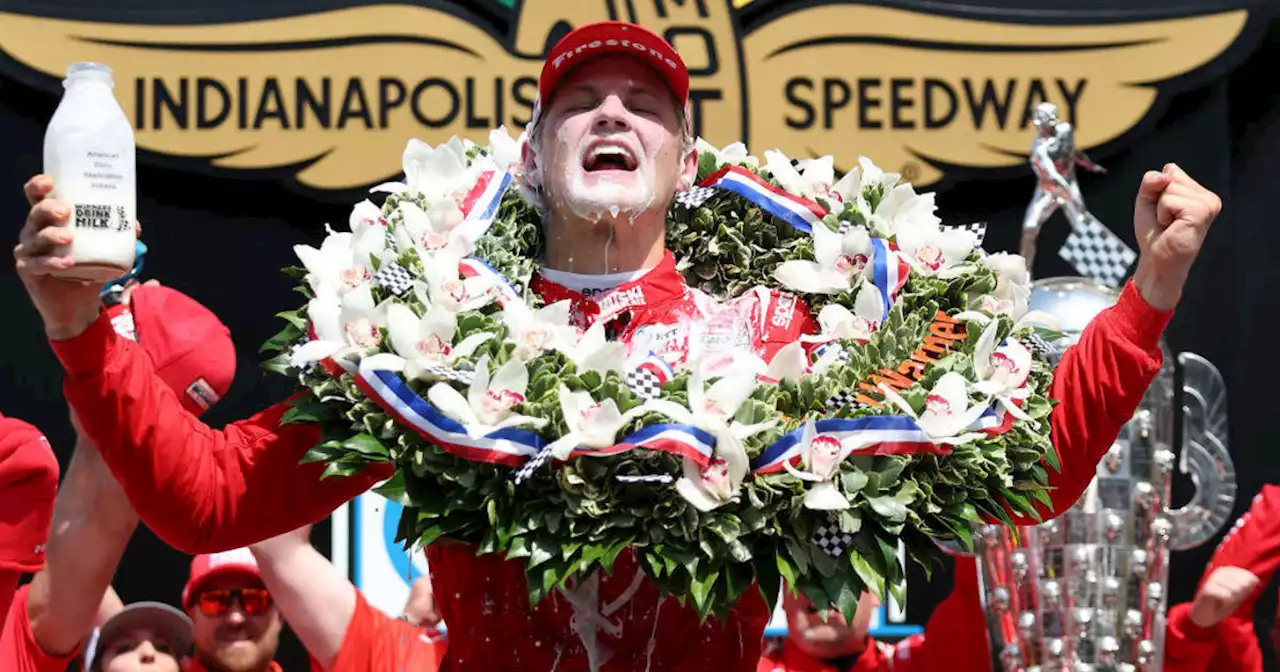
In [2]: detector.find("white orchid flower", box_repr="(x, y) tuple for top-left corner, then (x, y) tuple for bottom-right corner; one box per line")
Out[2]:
(547, 385), (652, 460)
(694, 138), (756, 169)
(975, 252), (1033, 320)
(774, 224), (873, 295)
(966, 321), (1036, 423)
(895, 220), (978, 277)
(869, 184), (940, 238)
(782, 419), (858, 510)
(487, 125), (524, 172)
(879, 372), (990, 446)
(558, 322), (627, 376)
(394, 201), (472, 261)
(293, 222), (388, 301)
(502, 300), (575, 362)
(688, 347), (768, 380)
(349, 200), (383, 235)
(801, 285), (885, 348)
(386, 302), (494, 380)
(414, 250), (498, 314)
(426, 355), (548, 439)
(762, 341), (809, 383)
(856, 157), (901, 192)
(647, 369), (775, 441)
(291, 285), (387, 366)
(675, 427), (749, 512)
(765, 150), (836, 201)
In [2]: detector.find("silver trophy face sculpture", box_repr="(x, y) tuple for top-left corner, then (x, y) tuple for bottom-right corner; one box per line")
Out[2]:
(972, 278), (1236, 672)
(1022, 103), (1135, 287)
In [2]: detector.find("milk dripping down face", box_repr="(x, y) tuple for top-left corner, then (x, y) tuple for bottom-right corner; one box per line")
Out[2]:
(530, 54), (688, 225)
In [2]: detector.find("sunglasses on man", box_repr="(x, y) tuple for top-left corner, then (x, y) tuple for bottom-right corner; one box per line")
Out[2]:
(196, 588), (273, 617)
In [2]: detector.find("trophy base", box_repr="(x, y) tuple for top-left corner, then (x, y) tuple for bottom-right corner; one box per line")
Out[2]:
(51, 261), (130, 283)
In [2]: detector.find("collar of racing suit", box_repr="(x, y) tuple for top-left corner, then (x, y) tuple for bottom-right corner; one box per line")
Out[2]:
(530, 250), (691, 336)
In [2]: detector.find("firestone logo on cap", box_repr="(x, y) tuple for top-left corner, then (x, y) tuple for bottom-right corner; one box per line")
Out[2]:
(551, 37), (679, 73)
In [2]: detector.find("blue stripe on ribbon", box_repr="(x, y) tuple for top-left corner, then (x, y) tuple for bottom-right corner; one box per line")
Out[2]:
(871, 238), (893, 320)
(471, 171), (512, 221)
(715, 175), (814, 234)
(621, 423), (716, 448)
(370, 369), (546, 450)
(751, 415), (927, 472)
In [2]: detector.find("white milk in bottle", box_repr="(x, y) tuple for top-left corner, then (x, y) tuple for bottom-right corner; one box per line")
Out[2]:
(43, 62), (137, 281)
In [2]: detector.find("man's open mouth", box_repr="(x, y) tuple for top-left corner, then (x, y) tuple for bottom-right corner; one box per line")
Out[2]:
(582, 143), (638, 172)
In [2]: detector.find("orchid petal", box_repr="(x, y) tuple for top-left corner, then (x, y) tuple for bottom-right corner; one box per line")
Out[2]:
(491, 357), (529, 397)
(729, 420), (777, 441)
(773, 261), (847, 295)
(676, 476), (725, 512)
(853, 284), (886, 322)
(974, 320), (1000, 381)
(877, 384), (919, 419)
(466, 355), (493, 412)
(452, 331), (496, 360)
(705, 373), (756, 420)
(290, 340), (341, 366)
(386, 303), (423, 360)
(765, 150), (804, 195)
(804, 481), (851, 510)
(783, 458), (826, 483)
(358, 353), (406, 373)
(764, 342), (808, 383)
(1016, 311), (1060, 330)
(307, 296), (344, 344)
(548, 433), (582, 461)
(428, 382), (481, 428)
(646, 400), (697, 425)
(811, 222), (843, 270)
(491, 413), (549, 432)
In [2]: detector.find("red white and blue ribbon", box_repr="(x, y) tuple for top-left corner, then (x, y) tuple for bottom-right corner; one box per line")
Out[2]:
(635, 352), (675, 384)
(459, 170), (513, 232)
(699, 165), (827, 233)
(750, 400), (1018, 474)
(870, 238), (910, 320)
(458, 257), (522, 308)
(572, 423), (715, 466)
(353, 367), (544, 467)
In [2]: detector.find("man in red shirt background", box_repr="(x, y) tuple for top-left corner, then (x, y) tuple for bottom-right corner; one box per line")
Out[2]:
(12, 19), (1223, 671)
(0, 281), (236, 672)
(248, 524), (444, 672)
(1163, 484), (1280, 672)
(0, 413), (58, 631)
(181, 550), (285, 672)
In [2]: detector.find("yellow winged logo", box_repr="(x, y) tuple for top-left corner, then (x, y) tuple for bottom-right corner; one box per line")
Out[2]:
(741, 5), (1248, 184)
(0, 1), (1252, 189)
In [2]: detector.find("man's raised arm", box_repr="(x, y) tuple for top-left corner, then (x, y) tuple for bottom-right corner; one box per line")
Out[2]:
(1026, 164), (1221, 522)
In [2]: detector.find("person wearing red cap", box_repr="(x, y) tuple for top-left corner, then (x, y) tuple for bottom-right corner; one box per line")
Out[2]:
(758, 557), (989, 672)
(0, 414), (58, 633)
(12, 18), (1222, 672)
(247, 525), (445, 672)
(1162, 485), (1280, 672)
(181, 549), (284, 672)
(0, 281), (235, 672)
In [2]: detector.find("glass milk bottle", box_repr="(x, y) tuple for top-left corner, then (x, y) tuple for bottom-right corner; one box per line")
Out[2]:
(43, 62), (137, 281)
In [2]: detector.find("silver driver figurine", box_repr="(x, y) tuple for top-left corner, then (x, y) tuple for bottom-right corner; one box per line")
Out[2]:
(1021, 102), (1107, 270)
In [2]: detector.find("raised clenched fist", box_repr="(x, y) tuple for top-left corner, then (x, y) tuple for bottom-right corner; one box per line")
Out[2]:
(1131, 163), (1223, 312)
(1189, 565), (1259, 628)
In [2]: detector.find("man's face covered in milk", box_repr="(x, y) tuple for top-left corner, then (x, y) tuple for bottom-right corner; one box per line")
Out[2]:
(530, 54), (688, 226)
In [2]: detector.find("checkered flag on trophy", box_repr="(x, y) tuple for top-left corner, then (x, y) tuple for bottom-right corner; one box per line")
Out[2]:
(812, 522), (855, 558)
(1059, 216), (1137, 287)
(374, 261), (415, 296)
(674, 186), (717, 210)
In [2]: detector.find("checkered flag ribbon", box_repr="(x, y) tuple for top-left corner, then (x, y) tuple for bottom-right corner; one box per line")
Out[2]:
(383, 226), (399, 253)
(513, 444), (555, 485)
(418, 364), (475, 386)
(824, 390), (862, 413)
(946, 221), (987, 248)
(674, 186), (717, 210)
(1022, 333), (1056, 361)
(1059, 216), (1137, 287)
(812, 522), (855, 558)
(626, 368), (664, 401)
(374, 262), (415, 296)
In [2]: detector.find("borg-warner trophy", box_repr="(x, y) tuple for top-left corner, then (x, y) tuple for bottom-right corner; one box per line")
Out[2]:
(968, 124), (1236, 671)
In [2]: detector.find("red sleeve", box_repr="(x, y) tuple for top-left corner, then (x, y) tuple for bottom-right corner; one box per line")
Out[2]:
(890, 556), (990, 672)
(1025, 280), (1171, 521)
(49, 313), (393, 553)
(327, 591), (446, 672)
(1163, 603), (1222, 672)
(0, 585), (79, 672)
(1201, 485), (1280, 616)
(0, 417), (58, 573)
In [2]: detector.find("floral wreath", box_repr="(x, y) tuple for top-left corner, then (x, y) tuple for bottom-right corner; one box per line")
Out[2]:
(263, 128), (1064, 620)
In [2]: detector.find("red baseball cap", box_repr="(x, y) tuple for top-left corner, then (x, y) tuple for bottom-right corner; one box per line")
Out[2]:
(182, 547), (263, 608)
(106, 284), (236, 416)
(0, 415), (58, 573)
(538, 21), (689, 109)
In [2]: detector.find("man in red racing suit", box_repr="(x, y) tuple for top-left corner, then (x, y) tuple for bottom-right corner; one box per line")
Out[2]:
(1163, 485), (1280, 672)
(13, 20), (1223, 672)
